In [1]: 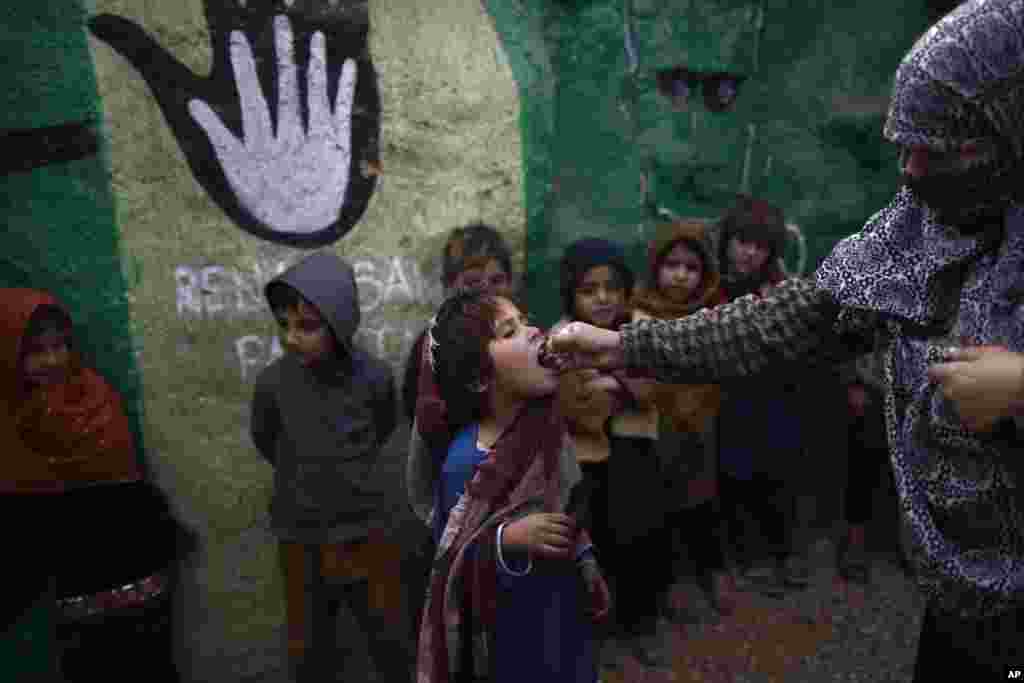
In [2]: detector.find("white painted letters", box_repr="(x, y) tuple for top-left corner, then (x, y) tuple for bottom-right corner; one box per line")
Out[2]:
(179, 254), (436, 380)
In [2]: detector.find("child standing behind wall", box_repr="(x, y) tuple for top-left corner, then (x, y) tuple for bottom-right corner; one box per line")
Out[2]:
(631, 220), (739, 617)
(249, 251), (411, 683)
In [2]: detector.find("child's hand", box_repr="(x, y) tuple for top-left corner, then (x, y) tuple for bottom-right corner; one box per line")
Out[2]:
(580, 558), (611, 622)
(928, 345), (1024, 433)
(502, 513), (576, 560)
(580, 372), (621, 395)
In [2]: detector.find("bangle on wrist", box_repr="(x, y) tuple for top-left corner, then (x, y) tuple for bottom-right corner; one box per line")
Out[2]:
(497, 521), (532, 576)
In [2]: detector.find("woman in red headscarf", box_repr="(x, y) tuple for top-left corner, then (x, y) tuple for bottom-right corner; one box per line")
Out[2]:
(1, 288), (186, 682)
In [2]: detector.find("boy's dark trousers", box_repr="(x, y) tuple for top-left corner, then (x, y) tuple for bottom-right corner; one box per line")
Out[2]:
(280, 534), (414, 682)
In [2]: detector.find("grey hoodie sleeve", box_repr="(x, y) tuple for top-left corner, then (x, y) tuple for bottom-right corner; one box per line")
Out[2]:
(620, 278), (881, 383)
(250, 370), (281, 466)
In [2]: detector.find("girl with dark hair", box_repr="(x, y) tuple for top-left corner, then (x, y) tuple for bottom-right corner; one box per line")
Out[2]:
(713, 196), (812, 595)
(401, 223), (516, 650)
(715, 195), (787, 301)
(408, 289), (609, 683)
(555, 238), (672, 670)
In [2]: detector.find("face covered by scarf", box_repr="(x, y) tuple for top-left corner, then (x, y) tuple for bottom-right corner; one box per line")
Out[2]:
(885, 0), (1024, 230)
(816, 0), (1024, 618)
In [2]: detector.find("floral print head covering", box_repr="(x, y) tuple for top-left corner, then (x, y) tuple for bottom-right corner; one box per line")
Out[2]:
(817, 0), (1024, 618)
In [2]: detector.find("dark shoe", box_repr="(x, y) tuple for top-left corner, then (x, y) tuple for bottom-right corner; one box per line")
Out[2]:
(838, 552), (871, 585)
(780, 554), (812, 589)
(741, 564), (787, 598)
(624, 629), (672, 670)
(599, 636), (628, 671)
(837, 528), (872, 585)
(660, 583), (699, 625)
(699, 571), (739, 616)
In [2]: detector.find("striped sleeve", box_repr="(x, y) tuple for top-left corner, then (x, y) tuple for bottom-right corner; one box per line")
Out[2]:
(620, 278), (880, 384)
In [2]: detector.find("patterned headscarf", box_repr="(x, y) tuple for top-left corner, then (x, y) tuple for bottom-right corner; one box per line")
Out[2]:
(885, 0), (1024, 224)
(816, 0), (1024, 618)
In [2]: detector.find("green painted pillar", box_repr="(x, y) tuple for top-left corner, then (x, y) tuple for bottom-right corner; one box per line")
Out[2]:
(1, 1), (143, 677)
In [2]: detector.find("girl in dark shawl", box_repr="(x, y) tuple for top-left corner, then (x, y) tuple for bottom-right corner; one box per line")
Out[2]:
(410, 290), (609, 683)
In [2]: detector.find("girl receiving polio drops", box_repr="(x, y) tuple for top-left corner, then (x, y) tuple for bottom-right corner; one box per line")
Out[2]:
(408, 289), (610, 683)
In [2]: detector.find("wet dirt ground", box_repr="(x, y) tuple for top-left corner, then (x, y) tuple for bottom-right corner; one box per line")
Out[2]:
(601, 538), (924, 683)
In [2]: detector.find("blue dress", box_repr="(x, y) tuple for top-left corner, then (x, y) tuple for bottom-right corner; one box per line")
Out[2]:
(435, 424), (597, 683)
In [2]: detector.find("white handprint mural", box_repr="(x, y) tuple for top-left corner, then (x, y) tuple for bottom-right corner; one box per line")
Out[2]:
(90, 2), (380, 247)
(188, 17), (356, 236)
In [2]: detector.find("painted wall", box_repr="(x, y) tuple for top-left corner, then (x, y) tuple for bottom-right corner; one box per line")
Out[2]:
(93, 1), (522, 678)
(4, 0), (953, 680)
(499, 0), (940, 544)
(4, 1), (523, 680)
(525, 0), (938, 328)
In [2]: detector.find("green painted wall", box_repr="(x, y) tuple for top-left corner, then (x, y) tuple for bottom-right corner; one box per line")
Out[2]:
(497, 0), (935, 328)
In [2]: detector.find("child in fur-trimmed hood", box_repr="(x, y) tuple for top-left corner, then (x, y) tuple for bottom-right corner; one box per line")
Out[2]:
(631, 220), (738, 617)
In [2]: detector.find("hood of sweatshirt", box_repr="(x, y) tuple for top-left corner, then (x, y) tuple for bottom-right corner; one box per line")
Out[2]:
(265, 250), (361, 351)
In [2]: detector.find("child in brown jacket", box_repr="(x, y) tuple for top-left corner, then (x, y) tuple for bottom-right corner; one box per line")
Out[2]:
(631, 219), (738, 616)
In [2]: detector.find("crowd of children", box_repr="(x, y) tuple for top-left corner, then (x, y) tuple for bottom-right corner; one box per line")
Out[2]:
(0, 211), (887, 683)
(396, 196), (887, 680)
(7, 3), (1020, 681)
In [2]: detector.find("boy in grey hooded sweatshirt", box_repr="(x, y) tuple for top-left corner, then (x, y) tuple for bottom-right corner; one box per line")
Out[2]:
(249, 250), (411, 682)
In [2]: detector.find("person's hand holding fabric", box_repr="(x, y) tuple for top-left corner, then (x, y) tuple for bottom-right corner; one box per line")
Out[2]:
(928, 346), (1024, 433)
